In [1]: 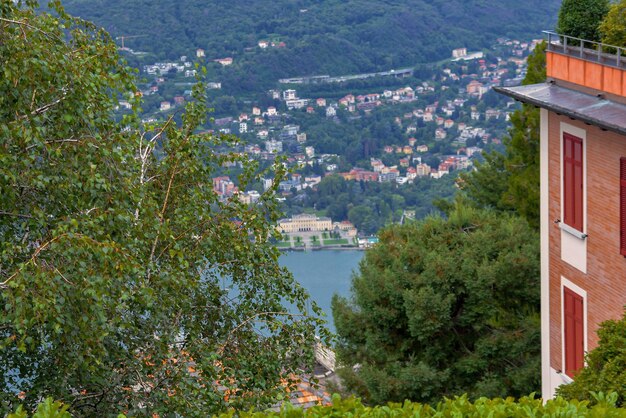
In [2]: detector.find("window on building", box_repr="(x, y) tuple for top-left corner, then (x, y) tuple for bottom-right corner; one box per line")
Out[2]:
(563, 286), (584, 378)
(563, 133), (584, 232)
(619, 157), (626, 257)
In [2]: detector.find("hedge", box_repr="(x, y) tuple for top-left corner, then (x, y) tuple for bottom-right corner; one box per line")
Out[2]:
(9, 393), (626, 417)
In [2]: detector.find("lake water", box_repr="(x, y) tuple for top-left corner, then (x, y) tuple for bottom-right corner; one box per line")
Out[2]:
(279, 250), (364, 332)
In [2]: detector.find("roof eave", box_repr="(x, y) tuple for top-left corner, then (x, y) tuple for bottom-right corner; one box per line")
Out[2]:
(494, 84), (626, 136)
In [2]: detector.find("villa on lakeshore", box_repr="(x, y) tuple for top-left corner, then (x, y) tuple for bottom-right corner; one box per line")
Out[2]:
(496, 31), (626, 399)
(277, 214), (357, 237)
(277, 214), (332, 233)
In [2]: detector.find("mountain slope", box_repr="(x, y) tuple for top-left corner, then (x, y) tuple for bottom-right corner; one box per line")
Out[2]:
(63, 0), (560, 78)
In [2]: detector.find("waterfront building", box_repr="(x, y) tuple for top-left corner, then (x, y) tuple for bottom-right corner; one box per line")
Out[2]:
(277, 214), (332, 233)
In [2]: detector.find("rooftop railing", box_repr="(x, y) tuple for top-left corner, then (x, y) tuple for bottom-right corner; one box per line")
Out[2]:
(544, 30), (626, 70)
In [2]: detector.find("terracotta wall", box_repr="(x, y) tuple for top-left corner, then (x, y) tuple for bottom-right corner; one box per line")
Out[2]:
(547, 51), (626, 97)
(548, 112), (626, 371)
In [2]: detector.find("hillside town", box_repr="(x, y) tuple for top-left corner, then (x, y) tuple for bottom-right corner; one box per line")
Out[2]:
(122, 37), (543, 232)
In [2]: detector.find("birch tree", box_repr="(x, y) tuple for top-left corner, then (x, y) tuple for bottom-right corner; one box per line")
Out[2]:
(0, 1), (324, 416)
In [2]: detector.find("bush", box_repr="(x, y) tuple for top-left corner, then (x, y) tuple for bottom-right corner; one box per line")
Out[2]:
(13, 394), (626, 417)
(557, 311), (626, 406)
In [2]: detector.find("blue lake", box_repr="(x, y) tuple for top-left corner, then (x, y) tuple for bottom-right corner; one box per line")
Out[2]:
(279, 250), (364, 332)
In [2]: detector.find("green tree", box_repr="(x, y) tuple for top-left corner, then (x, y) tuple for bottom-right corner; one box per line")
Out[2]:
(599, 0), (626, 47)
(0, 1), (323, 416)
(332, 204), (540, 405)
(557, 311), (626, 406)
(556, 0), (609, 42)
(461, 42), (546, 229)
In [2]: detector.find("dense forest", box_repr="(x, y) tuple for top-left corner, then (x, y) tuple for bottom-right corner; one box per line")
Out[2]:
(63, 0), (560, 87)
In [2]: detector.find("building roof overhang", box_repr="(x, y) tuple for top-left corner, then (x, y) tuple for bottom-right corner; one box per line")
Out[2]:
(494, 83), (626, 136)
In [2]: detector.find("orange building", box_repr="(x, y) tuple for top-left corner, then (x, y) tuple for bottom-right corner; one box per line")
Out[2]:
(496, 32), (626, 398)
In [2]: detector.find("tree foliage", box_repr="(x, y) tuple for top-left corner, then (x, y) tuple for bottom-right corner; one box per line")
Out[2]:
(0, 1), (323, 416)
(599, 0), (626, 47)
(556, 0), (609, 42)
(460, 42), (546, 229)
(332, 204), (541, 405)
(292, 174), (456, 235)
(61, 0), (560, 85)
(557, 311), (626, 407)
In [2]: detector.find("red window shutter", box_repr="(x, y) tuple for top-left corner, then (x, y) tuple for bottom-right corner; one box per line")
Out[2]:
(619, 157), (626, 256)
(563, 133), (583, 231)
(564, 287), (584, 378)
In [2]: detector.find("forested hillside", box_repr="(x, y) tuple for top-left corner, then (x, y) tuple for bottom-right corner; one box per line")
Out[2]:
(63, 0), (559, 80)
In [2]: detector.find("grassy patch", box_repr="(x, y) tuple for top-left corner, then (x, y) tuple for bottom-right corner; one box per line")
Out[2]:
(323, 238), (349, 245)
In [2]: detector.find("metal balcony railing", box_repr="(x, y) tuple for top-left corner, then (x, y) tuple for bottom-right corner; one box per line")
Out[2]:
(544, 30), (626, 70)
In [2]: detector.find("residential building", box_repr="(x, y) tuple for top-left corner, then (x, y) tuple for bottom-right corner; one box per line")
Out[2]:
(333, 221), (357, 237)
(379, 170), (399, 183)
(466, 80), (483, 95)
(283, 89), (297, 100)
(415, 163), (431, 176)
(340, 168), (379, 182)
(239, 190), (261, 204)
(304, 175), (322, 187)
(286, 99), (308, 109)
(212, 176), (238, 198)
(465, 146), (482, 157)
(485, 109), (501, 120)
(214, 57), (233, 66)
(265, 139), (283, 153)
(496, 31), (626, 399)
(370, 158), (385, 173)
(452, 47), (467, 58)
(283, 124), (299, 136)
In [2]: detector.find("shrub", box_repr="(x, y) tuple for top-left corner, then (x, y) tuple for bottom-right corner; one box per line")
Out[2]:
(557, 311), (626, 406)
